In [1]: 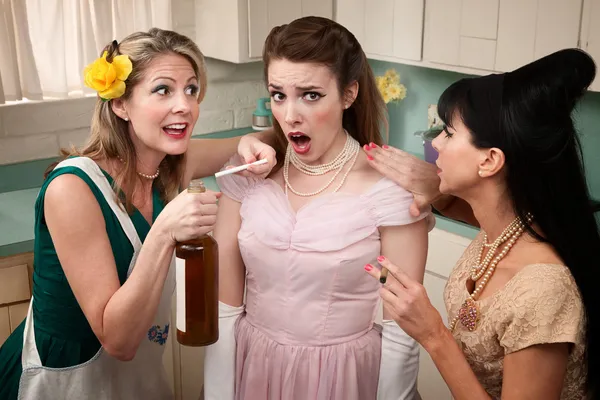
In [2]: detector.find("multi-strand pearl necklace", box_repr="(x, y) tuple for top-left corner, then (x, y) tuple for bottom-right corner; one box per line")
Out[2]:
(449, 213), (533, 332)
(118, 157), (160, 180)
(283, 131), (360, 197)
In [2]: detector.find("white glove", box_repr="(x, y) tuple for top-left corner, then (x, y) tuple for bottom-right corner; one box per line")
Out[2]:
(203, 301), (244, 400)
(377, 320), (420, 400)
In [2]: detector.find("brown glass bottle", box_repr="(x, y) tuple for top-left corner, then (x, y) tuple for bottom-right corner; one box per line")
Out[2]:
(175, 179), (219, 346)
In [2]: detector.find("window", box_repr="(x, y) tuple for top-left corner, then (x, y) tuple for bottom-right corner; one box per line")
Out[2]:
(0, 0), (171, 105)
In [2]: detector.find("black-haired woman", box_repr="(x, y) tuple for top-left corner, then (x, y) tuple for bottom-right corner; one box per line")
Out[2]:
(364, 48), (599, 399)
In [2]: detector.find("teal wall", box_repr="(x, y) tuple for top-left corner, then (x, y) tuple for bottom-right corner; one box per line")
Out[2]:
(368, 60), (600, 200)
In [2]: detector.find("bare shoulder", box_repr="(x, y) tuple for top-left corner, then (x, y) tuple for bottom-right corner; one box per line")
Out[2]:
(350, 151), (384, 186)
(44, 173), (106, 229)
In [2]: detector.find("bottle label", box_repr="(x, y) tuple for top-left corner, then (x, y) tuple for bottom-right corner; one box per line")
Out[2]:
(176, 257), (186, 332)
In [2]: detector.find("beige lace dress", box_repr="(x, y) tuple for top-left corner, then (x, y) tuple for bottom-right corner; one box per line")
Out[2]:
(443, 233), (587, 399)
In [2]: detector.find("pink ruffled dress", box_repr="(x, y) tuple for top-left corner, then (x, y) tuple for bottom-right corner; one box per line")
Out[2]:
(217, 169), (426, 400)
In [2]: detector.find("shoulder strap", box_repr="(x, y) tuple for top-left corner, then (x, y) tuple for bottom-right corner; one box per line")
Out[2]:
(54, 157), (142, 252)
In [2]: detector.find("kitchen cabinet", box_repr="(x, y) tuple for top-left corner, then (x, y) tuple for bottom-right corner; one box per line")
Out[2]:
(195, 0), (333, 64)
(0, 252), (33, 347)
(495, 0), (583, 72)
(335, 0), (425, 62)
(580, 0), (600, 91)
(424, 0), (582, 72)
(416, 227), (472, 400)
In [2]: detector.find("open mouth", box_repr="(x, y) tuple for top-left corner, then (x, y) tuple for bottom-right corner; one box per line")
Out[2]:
(288, 132), (311, 154)
(163, 123), (188, 139)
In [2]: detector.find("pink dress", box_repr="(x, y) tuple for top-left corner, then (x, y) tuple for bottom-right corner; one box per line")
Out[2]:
(217, 168), (426, 400)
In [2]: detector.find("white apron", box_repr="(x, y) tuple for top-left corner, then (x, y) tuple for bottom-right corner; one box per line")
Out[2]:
(18, 157), (176, 400)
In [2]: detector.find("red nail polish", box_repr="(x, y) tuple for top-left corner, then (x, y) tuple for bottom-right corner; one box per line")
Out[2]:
(367, 155), (374, 161)
(377, 256), (385, 262)
(363, 144), (370, 151)
(370, 142), (377, 148)
(364, 264), (373, 271)
(382, 145), (389, 149)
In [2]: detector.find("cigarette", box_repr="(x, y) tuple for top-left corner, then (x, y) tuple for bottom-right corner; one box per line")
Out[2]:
(379, 267), (389, 284)
(214, 158), (268, 178)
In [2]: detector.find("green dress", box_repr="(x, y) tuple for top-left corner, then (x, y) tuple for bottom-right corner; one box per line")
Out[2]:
(0, 160), (165, 400)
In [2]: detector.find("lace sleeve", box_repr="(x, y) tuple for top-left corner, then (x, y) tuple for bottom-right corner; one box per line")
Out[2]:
(498, 264), (583, 354)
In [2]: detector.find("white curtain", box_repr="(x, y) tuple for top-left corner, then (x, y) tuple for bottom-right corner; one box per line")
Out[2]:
(0, 0), (171, 104)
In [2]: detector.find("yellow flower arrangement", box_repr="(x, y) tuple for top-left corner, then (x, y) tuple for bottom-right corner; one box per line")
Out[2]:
(376, 68), (407, 104)
(83, 51), (132, 100)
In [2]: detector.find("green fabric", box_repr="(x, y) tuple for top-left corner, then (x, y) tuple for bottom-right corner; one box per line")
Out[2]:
(0, 160), (165, 400)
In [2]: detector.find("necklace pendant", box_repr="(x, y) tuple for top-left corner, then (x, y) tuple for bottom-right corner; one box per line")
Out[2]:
(458, 297), (479, 332)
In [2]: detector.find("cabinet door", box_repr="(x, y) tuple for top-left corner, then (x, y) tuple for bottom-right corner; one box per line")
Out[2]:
(423, 0), (462, 65)
(417, 272), (452, 400)
(582, 0), (600, 91)
(392, 0), (425, 60)
(248, 0), (333, 59)
(337, 0), (424, 61)
(335, 0), (366, 44)
(496, 0), (582, 72)
(458, 0), (499, 70)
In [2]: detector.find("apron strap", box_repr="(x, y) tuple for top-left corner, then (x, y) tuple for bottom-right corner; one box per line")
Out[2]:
(22, 157), (144, 368)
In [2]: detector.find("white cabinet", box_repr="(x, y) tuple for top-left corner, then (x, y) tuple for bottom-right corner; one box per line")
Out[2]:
(335, 0), (425, 62)
(495, 0), (583, 72)
(416, 227), (472, 400)
(580, 0), (600, 91)
(423, 0), (583, 73)
(196, 0), (333, 64)
(424, 0), (499, 70)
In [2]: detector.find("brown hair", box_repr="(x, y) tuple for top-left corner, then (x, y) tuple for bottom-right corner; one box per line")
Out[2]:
(262, 16), (388, 163)
(47, 28), (207, 211)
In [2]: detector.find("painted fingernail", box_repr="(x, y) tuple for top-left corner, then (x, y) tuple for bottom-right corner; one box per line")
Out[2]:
(363, 144), (370, 151)
(364, 264), (373, 271)
(382, 145), (389, 149)
(367, 155), (374, 161)
(377, 256), (385, 262)
(370, 142), (377, 148)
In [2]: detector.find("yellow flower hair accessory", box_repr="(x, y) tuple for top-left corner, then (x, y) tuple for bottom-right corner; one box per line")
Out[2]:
(376, 68), (407, 104)
(83, 48), (132, 101)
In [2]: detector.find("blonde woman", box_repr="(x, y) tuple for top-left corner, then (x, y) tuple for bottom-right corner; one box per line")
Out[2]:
(0, 28), (275, 400)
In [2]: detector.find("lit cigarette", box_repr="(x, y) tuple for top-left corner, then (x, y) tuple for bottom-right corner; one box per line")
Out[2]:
(214, 159), (268, 178)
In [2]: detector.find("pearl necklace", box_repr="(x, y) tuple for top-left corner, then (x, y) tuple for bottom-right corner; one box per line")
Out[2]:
(470, 217), (522, 280)
(117, 157), (160, 180)
(283, 132), (360, 197)
(449, 213), (533, 332)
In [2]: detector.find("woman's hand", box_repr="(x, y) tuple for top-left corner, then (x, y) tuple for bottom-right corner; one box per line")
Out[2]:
(365, 256), (447, 348)
(236, 133), (277, 178)
(364, 144), (441, 217)
(156, 188), (221, 244)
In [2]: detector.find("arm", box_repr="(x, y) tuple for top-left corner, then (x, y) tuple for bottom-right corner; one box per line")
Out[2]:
(365, 145), (478, 226)
(213, 194), (246, 306)
(203, 194), (246, 400)
(183, 129), (277, 186)
(45, 174), (216, 361)
(377, 219), (428, 400)
(425, 330), (568, 399)
(45, 176), (174, 361)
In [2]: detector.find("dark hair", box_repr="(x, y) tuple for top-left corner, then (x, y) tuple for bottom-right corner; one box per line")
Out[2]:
(262, 16), (387, 165)
(438, 48), (599, 398)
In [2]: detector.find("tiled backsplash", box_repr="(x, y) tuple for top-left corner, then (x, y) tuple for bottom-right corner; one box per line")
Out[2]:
(0, 0), (268, 166)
